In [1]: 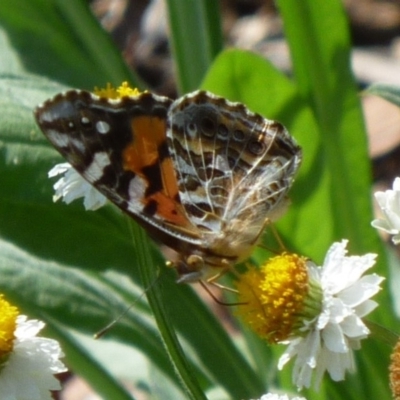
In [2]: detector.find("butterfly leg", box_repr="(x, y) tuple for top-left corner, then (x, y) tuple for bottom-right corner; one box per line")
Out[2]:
(199, 280), (247, 306)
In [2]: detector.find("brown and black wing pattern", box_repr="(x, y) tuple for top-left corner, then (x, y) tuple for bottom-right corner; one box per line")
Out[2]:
(166, 91), (302, 254)
(34, 90), (202, 251)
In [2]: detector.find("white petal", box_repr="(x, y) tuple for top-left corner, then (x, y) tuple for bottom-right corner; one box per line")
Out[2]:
(316, 306), (330, 330)
(374, 190), (391, 209)
(382, 209), (400, 231)
(15, 315), (44, 338)
(278, 337), (302, 369)
(289, 330), (321, 389)
(355, 299), (378, 318)
(319, 346), (355, 382)
(393, 233), (400, 244)
(338, 274), (383, 308)
(48, 163), (107, 210)
(320, 240), (348, 278)
(81, 186), (108, 210)
(321, 297), (350, 325)
(393, 177), (400, 190)
(340, 314), (369, 338)
(371, 218), (398, 234)
(48, 162), (70, 177)
(321, 242), (376, 294)
(322, 322), (347, 353)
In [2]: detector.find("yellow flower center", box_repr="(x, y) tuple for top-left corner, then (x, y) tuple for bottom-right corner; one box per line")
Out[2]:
(235, 253), (310, 343)
(0, 295), (18, 359)
(93, 81), (141, 99)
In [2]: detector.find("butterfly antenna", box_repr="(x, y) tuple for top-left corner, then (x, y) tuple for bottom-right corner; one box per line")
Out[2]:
(94, 269), (161, 339)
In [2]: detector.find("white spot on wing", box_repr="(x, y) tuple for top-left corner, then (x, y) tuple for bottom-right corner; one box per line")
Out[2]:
(175, 155), (197, 176)
(96, 121), (110, 134)
(47, 130), (70, 148)
(215, 154), (230, 173)
(85, 152), (111, 181)
(127, 176), (146, 205)
(70, 138), (86, 153)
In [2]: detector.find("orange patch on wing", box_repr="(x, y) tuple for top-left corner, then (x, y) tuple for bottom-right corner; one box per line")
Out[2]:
(159, 156), (179, 201)
(123, 115), (195, 230)
(151, 156), (195, 228)
(147, 191), (190, 227)
(122, 115), (166, 172)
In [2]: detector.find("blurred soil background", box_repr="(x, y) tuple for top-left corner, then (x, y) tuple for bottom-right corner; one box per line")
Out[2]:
(60, 0), (400, 398)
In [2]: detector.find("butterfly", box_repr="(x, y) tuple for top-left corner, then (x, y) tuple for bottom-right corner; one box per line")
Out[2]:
(34, 88), (302, 283)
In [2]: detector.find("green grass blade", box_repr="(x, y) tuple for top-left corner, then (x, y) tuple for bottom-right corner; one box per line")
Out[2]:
(131, 223), (208, 400)
(275, 1), (393, 399)
(54, 0), (141, 87)
(131, 219), (264, 398)
(162, 274), (265, 398)
(276, 0), (374, 254)
(166, 0), (223, 93)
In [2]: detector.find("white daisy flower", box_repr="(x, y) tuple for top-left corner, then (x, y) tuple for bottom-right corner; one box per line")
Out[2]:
(0, 296), (67, 400)
(48, 162), (107, 210)
(278, 240), (383, 389)
(252, 394), (306, 400)
(372, 177), (400, 244)
(236, 240), (383, 390)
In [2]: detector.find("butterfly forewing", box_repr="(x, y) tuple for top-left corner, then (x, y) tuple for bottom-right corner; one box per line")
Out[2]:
(34, 91), (203, 249)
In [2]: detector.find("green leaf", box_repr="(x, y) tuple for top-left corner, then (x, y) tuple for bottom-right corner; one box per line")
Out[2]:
(201, 49), (330, 260)
(0, 27), (26, 74)
(0, 74), (139, 273)
(201, 33), (394, 400)
(0, 0), (139, 88)
(0, 73), (263, 399)
(0, 237), (181, 383)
